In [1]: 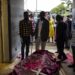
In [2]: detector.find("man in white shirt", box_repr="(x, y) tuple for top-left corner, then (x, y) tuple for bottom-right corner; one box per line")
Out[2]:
(34, 11), (49, 50)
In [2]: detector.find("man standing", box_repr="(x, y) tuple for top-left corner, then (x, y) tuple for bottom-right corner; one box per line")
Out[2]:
(65, 15), (72, 50)
(19, 11), (33, 60)
(55, 15), (67, 61)
(34, 11), (49, 50)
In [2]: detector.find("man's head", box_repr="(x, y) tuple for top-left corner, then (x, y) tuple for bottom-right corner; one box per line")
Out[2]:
(24, 11), (29, 20)
(56, 14), (63, 22)
(29, 14), (33, 18)
(67, 15), (71, 20)
(39, 11), (45, 20)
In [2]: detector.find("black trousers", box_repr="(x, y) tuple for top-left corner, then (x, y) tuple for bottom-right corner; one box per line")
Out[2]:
(56, 40), (67, 59)
(21, 36), (30, 59)
(65, 39), (70, 49)
(71, 46), (75, 69)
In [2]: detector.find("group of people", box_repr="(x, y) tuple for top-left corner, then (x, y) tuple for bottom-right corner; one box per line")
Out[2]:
(19, 11), (72, 64)
(19, 11), (49, 60)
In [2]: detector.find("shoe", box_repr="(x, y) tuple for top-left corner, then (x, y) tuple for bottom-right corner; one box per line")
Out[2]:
(60, 57), (67, 63)
(73, 68), (75, 72)
(21, 57), (24, 60)
(68, 64), (74, 68)
(55, 51), (58, 53)
(62, 57), (67, 61)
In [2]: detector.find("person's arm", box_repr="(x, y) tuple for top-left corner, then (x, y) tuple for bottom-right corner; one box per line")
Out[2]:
(69, 21), (72, 39)
(29, 21), (33, 36)
(69, 20), (72, 33)
(19, 21), (22, 38)
(33, 20), (39, 36)
(46, 20), (49, 39)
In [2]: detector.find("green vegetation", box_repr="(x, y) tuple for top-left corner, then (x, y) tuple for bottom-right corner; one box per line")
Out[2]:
(50, 0), (72, 16)
(51, 2), (67, 15)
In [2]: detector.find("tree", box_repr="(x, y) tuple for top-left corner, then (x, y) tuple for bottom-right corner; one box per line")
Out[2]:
(61, 0), (72, 11)
(51, 2), (67, 14)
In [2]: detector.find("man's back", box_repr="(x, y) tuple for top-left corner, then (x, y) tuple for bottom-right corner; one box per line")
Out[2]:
(56, 21), (67, 41)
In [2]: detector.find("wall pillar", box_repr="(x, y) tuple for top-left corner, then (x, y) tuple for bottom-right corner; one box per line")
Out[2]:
(1, 0), (10, 62)
(0, 0), (24, 63)
(0, 0), (3, 62)
(9, 0), (24, 60)
(71, 0), (75, 47)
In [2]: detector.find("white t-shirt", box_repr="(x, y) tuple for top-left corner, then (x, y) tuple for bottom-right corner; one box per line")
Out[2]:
(38, 20), (43, 37)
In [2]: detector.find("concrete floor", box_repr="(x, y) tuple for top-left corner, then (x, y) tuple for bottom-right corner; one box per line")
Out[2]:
(0, 43), (74, 75)
(0, 43), (57, 75)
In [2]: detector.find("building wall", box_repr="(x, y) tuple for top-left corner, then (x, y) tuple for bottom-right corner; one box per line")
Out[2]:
(71, 0), (75, 46)
(0, 0), (24, 62)
(1, 0), (9, 62)
(0, 0), (2, 62)
(9, 0), (24, 60)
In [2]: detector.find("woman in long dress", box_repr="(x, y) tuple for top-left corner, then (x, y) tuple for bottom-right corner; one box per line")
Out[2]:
(49, 17), (55, 43)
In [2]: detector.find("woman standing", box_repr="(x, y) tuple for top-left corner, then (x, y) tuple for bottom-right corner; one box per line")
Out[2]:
(49, 16), (55, 43)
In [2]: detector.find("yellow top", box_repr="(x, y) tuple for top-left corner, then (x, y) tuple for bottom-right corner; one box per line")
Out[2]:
(49, 18), (55, 37)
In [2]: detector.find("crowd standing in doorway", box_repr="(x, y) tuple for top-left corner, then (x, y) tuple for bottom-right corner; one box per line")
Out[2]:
(19, 11), (72, 63)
